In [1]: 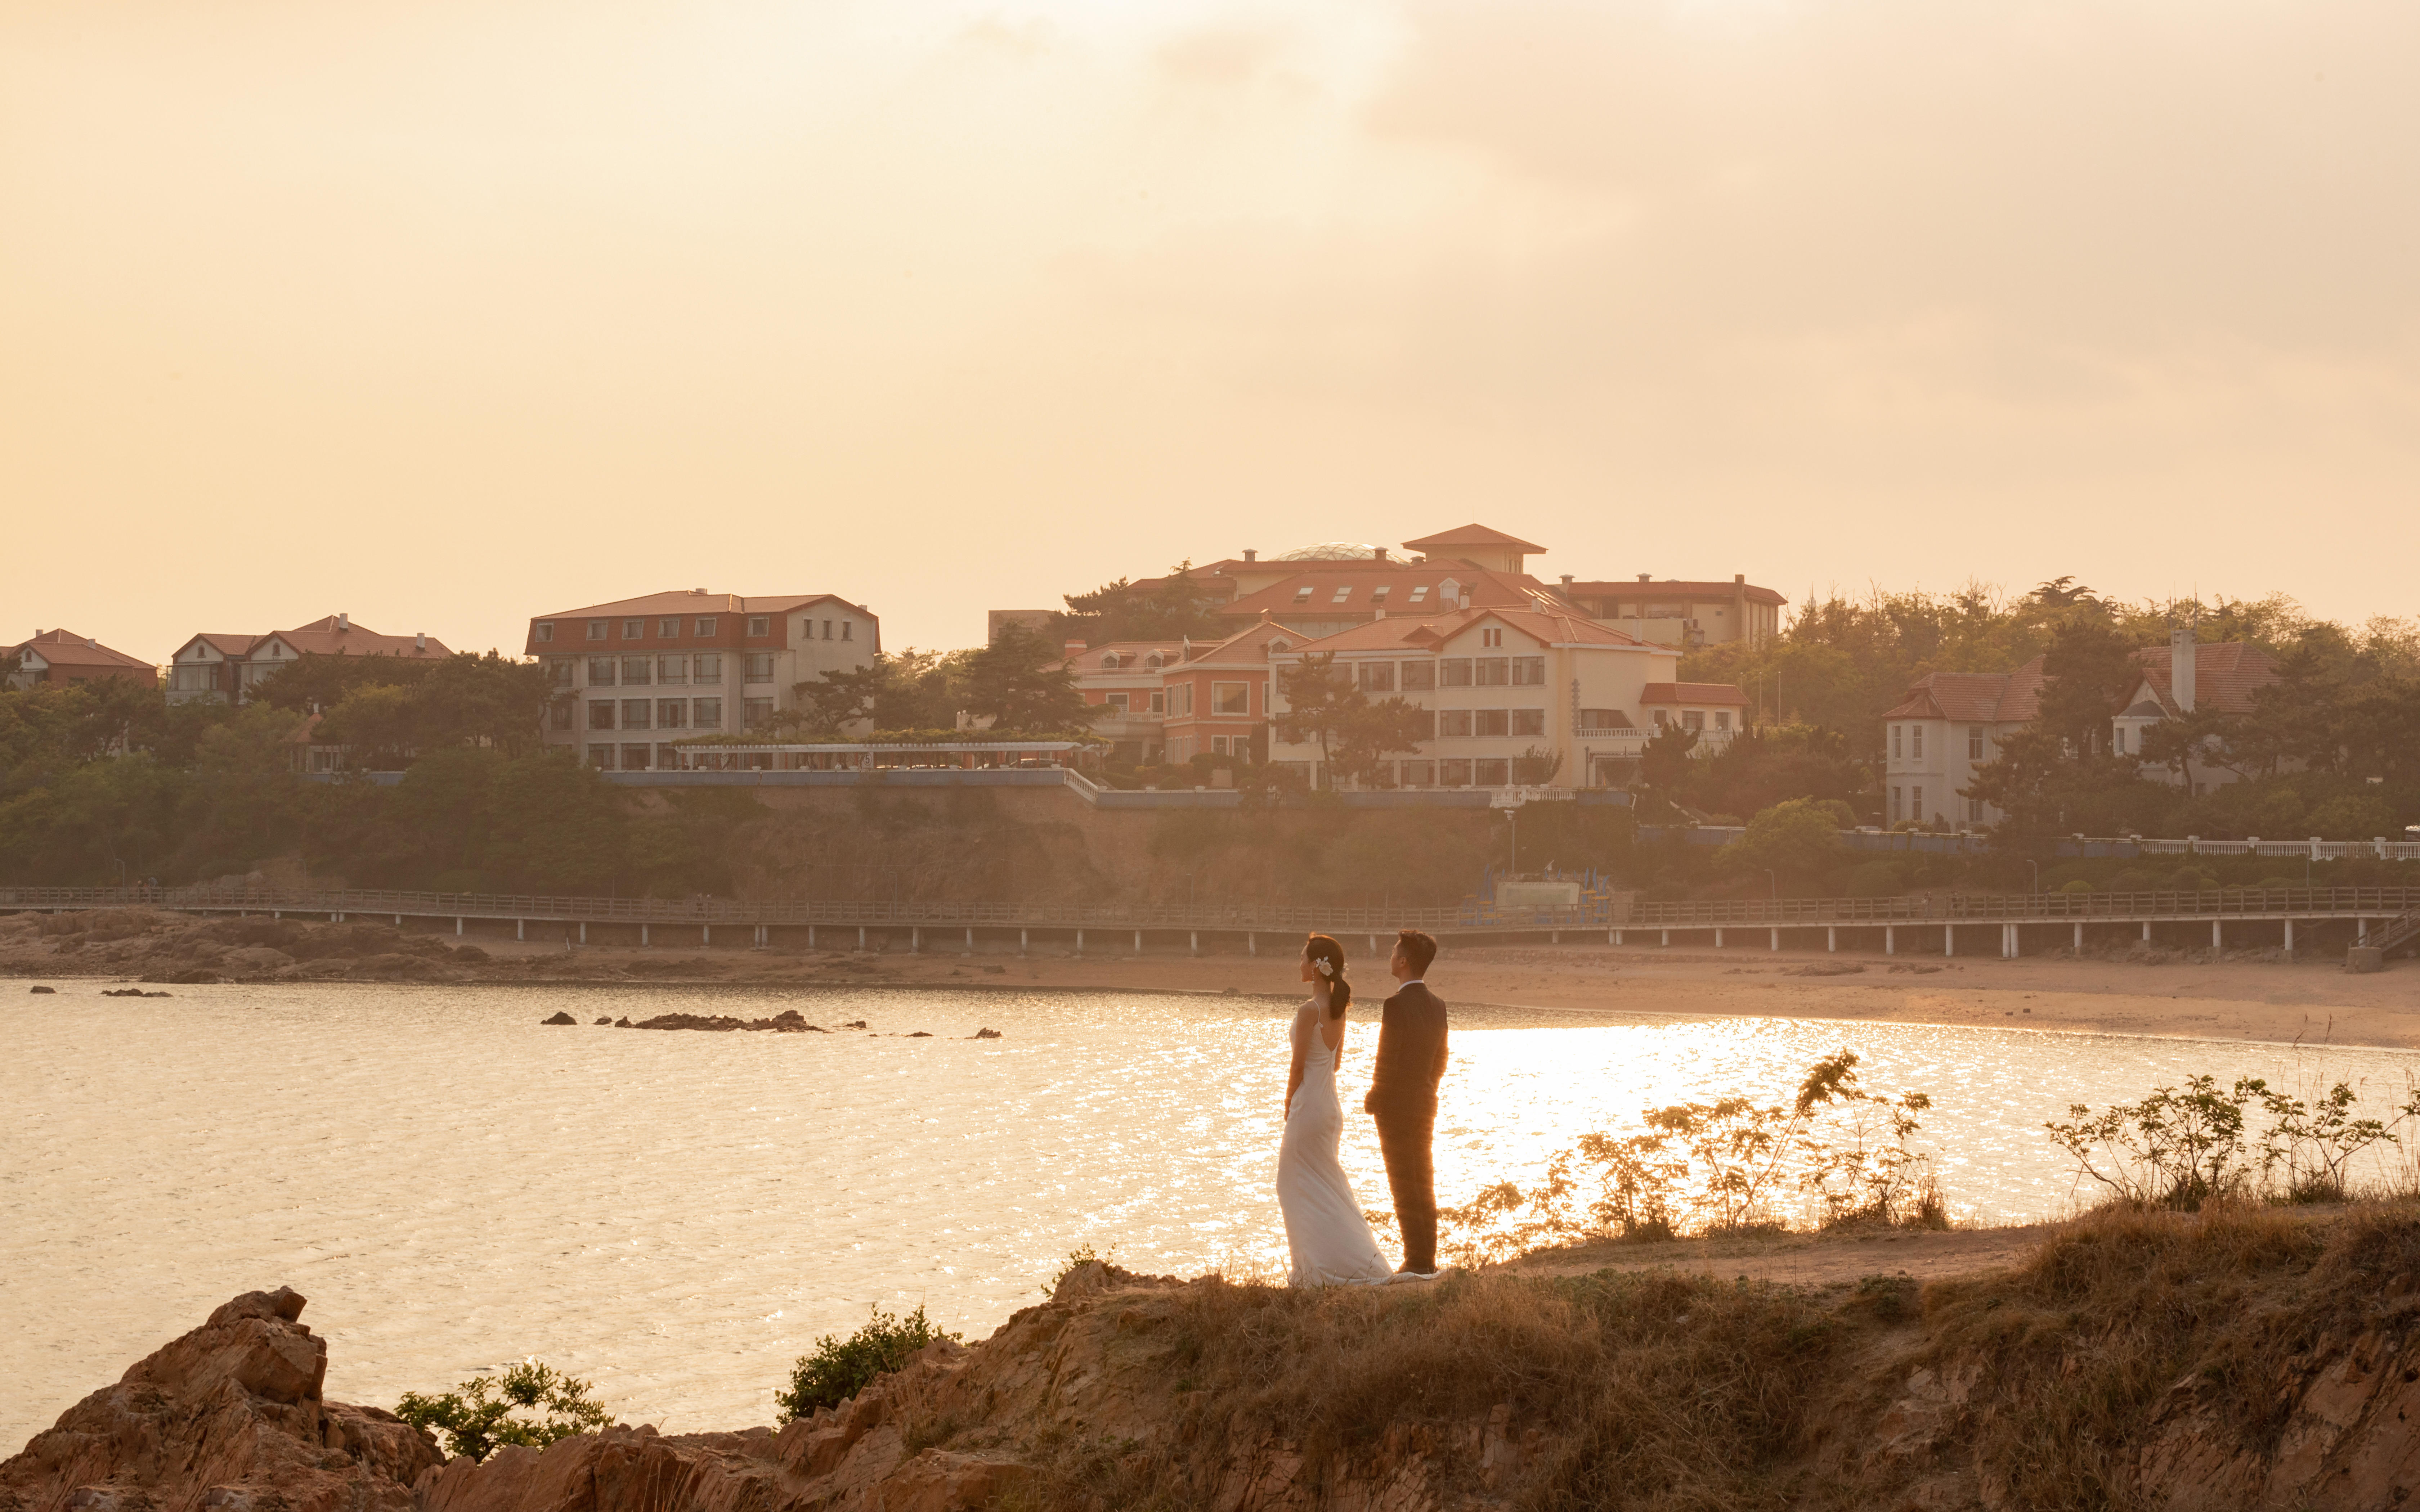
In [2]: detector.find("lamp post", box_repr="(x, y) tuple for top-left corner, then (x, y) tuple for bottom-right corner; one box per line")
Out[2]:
(1764, 868), (1777, 900)
(2026, 859), (2040, 894)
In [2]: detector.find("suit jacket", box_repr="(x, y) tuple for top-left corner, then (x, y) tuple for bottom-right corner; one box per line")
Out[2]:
(1365, 981), (1448, 1121)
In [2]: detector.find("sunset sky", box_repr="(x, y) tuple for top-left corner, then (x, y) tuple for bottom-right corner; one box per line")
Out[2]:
(5, 0), (2414, 662)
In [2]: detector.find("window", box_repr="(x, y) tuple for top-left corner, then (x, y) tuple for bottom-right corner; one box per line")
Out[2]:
(620, 699), (651, 730)
(1210, 735), (1230, 755)
(535, 621), (555, 643)
(1715, 710), (1731, 731)
(1475, 758), (1510, 786)
(744, 653), (773, 683)
(1213, 682), (1249, 715)
(1370, 585), (1390, 604)
(1438, 709), (1473, 737)
(1645, 601), (1688, 618)
(748, 616), (768, 636)
(1891, 725), (1901, 760)
(656, 744), (684, 771)
(588, 701), (616, 730)
(1475, 658), (1509, 686)
(1683, 710), (1704, 730)
(588, 744), (614, 769)
(1481, 628), (1503, 647)
(692, 653), (720, 681)
(1104, 692), (1129, 713)
(743, 697), (772, 728)
(1476, 710), (1510, 737)
(1401, 760), (1435, 787)
(1145, 653), (1165, 669)
(658, 655), (687, 684)
(692, 697), (721, 729)
(1511, 709), (1545, 736)
(657, 699), (687, 729)
(621, 743), (652, 770)
(1408, 585), (1430, 604)
(1148, 691), (1165, 714)
(1401, 661), (1435, 691)
(1911, 725), (1924, 759)
(1330, 585), (1353, 604)
(545, 658), (575, 689)
(1652, 708), (1670, 726)
(695, 617), (716, 635)
(1511, 656), (1545, 686)
(1358, 662), (1394, 693)
(1170, 683), (1193, 716)
(2114, 725), (2127, 753)
(1292, 585), (1314, 604)
(1968, 725), (1985, 760)
(1890, 787), (1902, 822)
(621, 656), (650, 685)
(1912, 786), (1924, 819)
(623, 619), (644, 639)
(587, 620), (607, 641)
(841, 621), (852, 640)
(1439, 658), (1473, 687)
(550, 701), (573, 732)
(1440, 759), (1473, 787)
(658, 618), (680, 637)
(1966, 797), (1984, 823)
(588, 657), (615, 686)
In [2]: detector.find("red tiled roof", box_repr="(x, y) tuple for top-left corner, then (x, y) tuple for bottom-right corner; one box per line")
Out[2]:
(11, 629), (154, 673)
(1639, 681), (1752, 707)
(1881, 661), (2047, 724)
(1220, 566), (1560, 620)
(1169, 620), (1298, 668)
(2132, 642), (2278, 717)
(267, 617), (451, 660)
(1564, 579), (1789, 608)
(177, 633), (257, 659)
(534, 590), (866, 620)
(1051, 640), (1186, 674)
(1400, 523), (1548, 555)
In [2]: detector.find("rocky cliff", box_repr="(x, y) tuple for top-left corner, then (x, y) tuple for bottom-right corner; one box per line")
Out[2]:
(13, 1208), (2420, 1510)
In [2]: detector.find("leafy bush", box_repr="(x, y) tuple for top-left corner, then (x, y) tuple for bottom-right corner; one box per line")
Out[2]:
(774, 1305), (961, 1423)
(396, 1360), (611, 1462)
(2047, 1075), (2415, 1210)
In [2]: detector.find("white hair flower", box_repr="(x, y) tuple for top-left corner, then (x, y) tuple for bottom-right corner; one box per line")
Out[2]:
(1314, 959), (1335, 978)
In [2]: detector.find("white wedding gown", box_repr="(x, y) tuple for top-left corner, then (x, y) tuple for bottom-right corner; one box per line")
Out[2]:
(1278, 1001), (1394, 1288)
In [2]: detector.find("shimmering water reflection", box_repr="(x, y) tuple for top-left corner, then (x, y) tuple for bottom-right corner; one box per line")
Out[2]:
(6, 982), (2416, 1448)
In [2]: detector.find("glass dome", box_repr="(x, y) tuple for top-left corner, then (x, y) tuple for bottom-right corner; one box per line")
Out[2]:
(1272, 542), (1383, 561)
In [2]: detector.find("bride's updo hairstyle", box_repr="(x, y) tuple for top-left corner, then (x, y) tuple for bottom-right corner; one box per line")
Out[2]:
(1304, 934), (1352, 1017)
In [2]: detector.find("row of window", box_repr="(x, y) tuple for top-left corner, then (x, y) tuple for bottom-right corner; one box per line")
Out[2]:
(586, 697), (765, 731)
(1287, 582), (1446, 608)
(1888, 724), (1993, 761)
(1353, 656), (1547, 693)
(533, 615), (852, 644)
(1272, 757), (1558, 788)
(1889, 786), (1989, 824)
(1651, 708), (1734, 732)
(552, 653), (780, 688)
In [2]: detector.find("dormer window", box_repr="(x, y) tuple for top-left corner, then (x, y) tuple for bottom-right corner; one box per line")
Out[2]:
(1330, 585), (1353, 604)
(1268, 638), (1291, 653)
(1292, 586), (1314, 604)
(1370, 586), (1391, 603)
(1408, 585), (1429, 604)
(1101, 653), (1121, 669)
(1144, 653), (1164, 668)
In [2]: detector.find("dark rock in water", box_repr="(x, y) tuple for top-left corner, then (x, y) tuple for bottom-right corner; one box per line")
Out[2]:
(908, 1031), (933, 1038)
(614, 1016), (632, 1027)
(982, 965), (1008, 975)
(973, 1027), (1003, 1040)
(452, 944), (491, 962)
(841, 1019), (870, 1030)
(628, 1008), (828, 1034)
(595, 1016), (613, 1025)
(542, 1011), (578, 1025)
(29, 984), (55, 993)
(102, 987), (171, 998)
(0, 1286), (439, 1510)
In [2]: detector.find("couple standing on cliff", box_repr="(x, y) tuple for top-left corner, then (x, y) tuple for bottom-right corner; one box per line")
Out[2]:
(1277, 928), (1450, 1287)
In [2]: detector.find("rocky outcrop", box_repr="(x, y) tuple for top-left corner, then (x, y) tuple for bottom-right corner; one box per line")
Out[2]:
(0, 1287), (442, 1512)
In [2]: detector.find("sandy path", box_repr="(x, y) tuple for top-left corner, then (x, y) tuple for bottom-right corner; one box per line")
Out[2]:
(1502, 1223), (2061, 1288)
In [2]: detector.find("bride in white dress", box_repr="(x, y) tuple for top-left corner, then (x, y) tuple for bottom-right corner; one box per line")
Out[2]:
(1278, 934), (1395, 1288)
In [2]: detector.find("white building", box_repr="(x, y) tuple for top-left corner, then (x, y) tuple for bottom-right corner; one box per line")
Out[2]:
(165, 616), (450, 705)
(1263, 605), (1743, 790)
(524, 590), (879, 770)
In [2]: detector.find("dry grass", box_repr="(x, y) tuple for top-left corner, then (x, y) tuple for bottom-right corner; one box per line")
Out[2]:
(1011, 1200), (2420, 1511)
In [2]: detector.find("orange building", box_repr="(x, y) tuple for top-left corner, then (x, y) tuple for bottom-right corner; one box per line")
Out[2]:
(4, 629), (158, 691)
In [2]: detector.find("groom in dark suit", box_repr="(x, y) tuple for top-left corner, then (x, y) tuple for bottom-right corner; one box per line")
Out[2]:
(1364, 928), (1448, 1275)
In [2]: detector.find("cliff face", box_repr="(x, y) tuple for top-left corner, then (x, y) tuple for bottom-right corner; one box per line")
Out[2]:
(14, 1211), (2420, 1511)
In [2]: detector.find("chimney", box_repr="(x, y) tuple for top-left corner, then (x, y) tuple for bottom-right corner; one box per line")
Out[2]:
(2171, 616), (2197, 714)
(1735, 573), (1746, 584)
(1637, 573), (1652, 583)
(415, 632), (427, 652)
(1243, 549), (1257, 562)
(1064, 638), (1088, 656)
(1376, 546), (1389, 561)
(1560, 574), (1574, 589)
(337, 612), (349, 631)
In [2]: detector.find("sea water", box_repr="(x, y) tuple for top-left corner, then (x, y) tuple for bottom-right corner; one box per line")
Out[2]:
(6, 981), (2416, 1448)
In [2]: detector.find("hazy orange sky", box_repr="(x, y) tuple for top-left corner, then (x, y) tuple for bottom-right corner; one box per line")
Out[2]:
(5, 0), (2414, 662)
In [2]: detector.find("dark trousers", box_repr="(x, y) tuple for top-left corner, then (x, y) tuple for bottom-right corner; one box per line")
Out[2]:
(1375, 1107), (1438, 1272)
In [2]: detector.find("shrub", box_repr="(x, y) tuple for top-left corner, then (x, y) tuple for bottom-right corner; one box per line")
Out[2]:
(2060, 878), (2093, 893)
(396, 1360), (610, 1462)
(775, 1305), (961, 1423)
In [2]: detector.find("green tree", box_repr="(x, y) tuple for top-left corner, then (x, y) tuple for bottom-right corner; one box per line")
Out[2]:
(1330, 697), (1435, 787)
(1717, 798), (1850, 886)
(1053, 562), (1228, 644)
(1273, 654), (1359, 785)
(959, 625), (1089, 731)
(396, 1361), (611, 1462)
(775, 1305), (960, 1423)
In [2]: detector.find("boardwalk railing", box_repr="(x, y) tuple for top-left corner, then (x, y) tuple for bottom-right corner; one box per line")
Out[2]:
(3, 883), (2415, 937)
